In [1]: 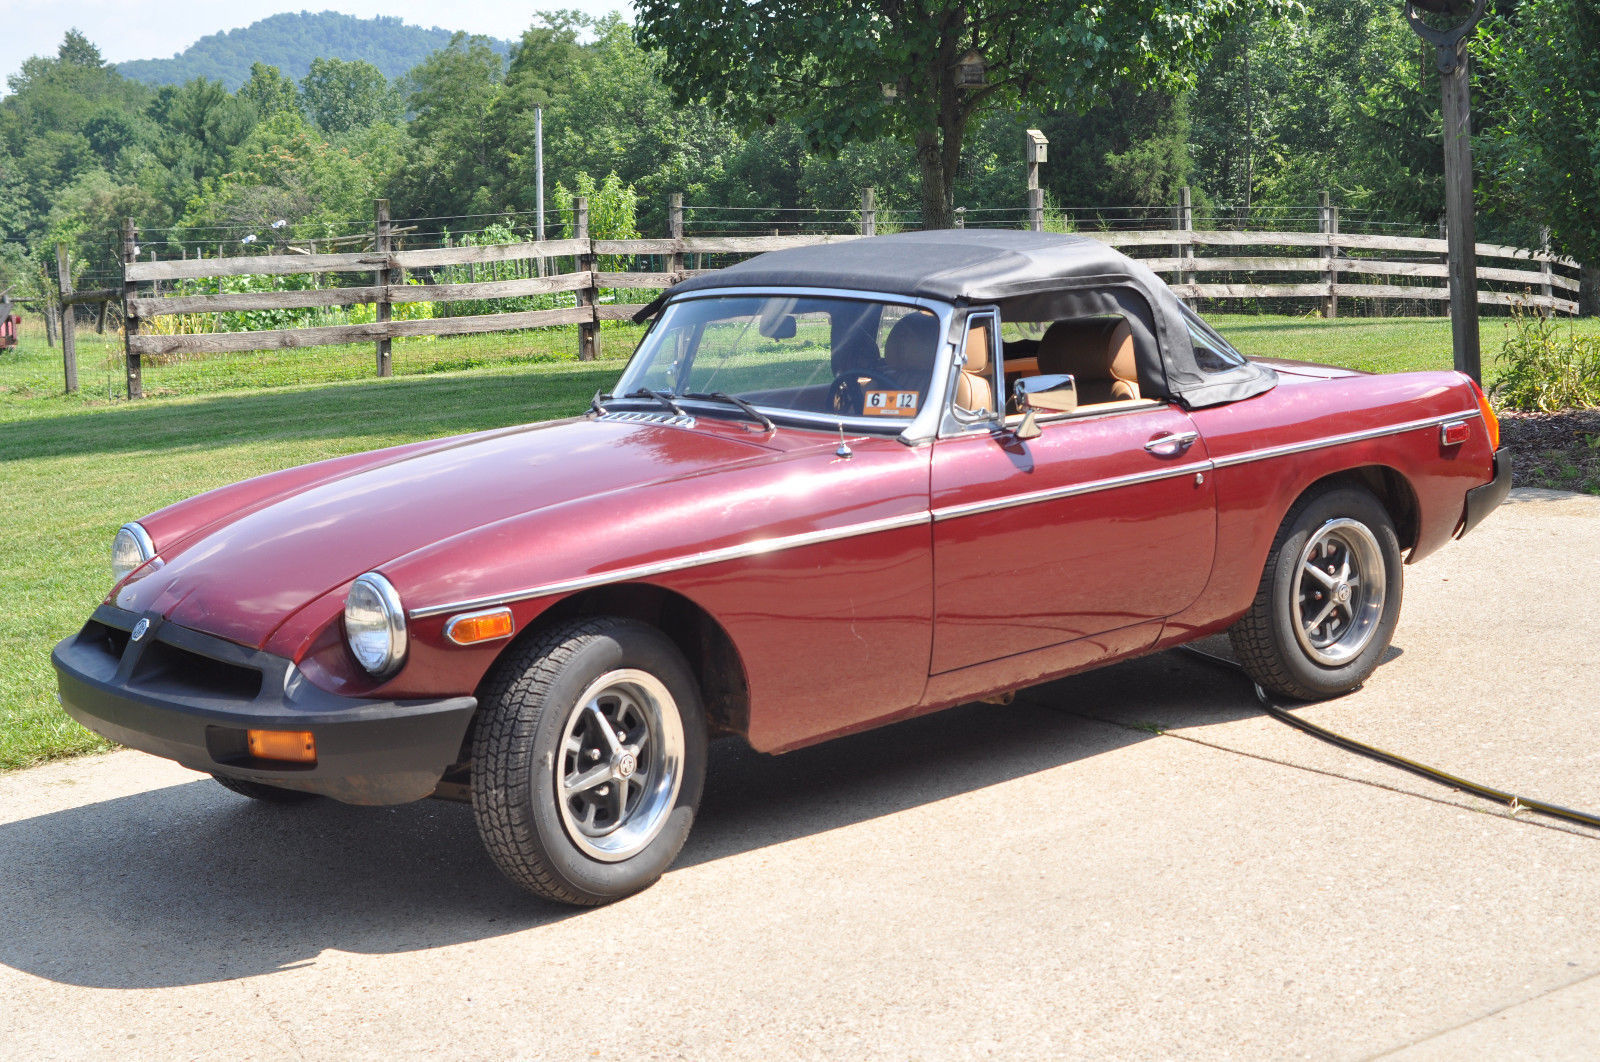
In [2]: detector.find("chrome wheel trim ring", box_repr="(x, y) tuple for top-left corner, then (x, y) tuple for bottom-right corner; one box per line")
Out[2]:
(1291, 517), (1387, 667)
(554, 669), (685, 862)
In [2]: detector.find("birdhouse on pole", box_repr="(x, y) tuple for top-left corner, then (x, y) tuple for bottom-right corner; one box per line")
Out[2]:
(1025, 130), (1049, 231)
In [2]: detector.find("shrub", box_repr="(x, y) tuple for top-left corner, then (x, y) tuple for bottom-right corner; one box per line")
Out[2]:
(1492, 307), (1600, 412)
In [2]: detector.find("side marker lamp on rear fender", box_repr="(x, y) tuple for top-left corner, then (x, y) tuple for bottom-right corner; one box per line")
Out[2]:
(445, 607), (515, 646)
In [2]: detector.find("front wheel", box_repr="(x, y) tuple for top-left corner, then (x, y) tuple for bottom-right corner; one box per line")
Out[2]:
(1229, 486), (1404, 700)
(470, 617), (708, 905)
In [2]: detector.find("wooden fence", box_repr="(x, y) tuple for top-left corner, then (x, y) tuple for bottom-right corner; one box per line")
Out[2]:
(65, 192), (1584, 398)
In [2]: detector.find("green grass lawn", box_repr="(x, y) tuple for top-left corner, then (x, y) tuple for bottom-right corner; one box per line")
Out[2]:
(0, 316), (630, 769)
(2, 309), (1595, 770)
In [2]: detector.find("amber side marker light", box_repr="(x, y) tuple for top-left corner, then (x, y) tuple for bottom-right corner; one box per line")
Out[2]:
(1470, 378), (1500, 450)
(445, 607), (515, 646)
(247, 729), (316, 764)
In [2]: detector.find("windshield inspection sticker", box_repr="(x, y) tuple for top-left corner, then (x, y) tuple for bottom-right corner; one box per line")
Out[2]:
(863, 390), (919, 416)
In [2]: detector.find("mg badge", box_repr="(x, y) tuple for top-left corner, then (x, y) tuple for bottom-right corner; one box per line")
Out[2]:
(130, 618), (150, 642)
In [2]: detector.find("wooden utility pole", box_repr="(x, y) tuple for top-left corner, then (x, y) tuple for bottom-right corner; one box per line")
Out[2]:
(122, 219), (143, 399)
(55, 244), (78, 393)
(374, 198), (393, 377)
(574, 197), (597, 362)
(1406, 0), (1486, 381)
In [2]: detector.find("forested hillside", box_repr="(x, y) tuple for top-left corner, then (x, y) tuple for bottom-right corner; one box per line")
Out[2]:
(115, 12), (510, 89)
(1, 2), (1593, 308)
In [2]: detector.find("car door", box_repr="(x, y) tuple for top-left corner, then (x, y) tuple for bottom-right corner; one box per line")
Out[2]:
(929, 311), (1218, 675)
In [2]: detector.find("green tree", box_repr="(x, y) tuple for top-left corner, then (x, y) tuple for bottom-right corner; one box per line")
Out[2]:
(300, 57), (401, 133)
(238, 63), (300, 119)
(391, 33), (507, 217)
(1481, 0), (1600, 313)
(635, 0), (1281, 229)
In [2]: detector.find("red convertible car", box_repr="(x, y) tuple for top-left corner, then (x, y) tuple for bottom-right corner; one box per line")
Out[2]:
(52, 231), (1509, 905)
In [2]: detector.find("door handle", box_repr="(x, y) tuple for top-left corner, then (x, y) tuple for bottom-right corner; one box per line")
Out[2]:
(1144, 430), (1199, 457)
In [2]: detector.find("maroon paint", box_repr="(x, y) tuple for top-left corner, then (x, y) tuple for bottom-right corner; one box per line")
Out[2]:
(105, 366), (1498, 757)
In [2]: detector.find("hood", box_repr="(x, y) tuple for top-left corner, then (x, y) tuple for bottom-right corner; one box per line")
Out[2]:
(114, 418), (782, 648)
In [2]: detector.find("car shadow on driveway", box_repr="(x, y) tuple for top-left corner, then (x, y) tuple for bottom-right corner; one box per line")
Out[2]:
(0, 650), (1262, 990)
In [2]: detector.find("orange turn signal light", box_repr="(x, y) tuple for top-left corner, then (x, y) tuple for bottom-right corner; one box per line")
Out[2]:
(246, 729), (316, 764)
(445, 607), (515, 646)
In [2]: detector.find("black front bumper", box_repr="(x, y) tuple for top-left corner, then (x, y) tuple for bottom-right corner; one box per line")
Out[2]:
(1459, 446), (1513, 539)
(52, 605), (476, 805)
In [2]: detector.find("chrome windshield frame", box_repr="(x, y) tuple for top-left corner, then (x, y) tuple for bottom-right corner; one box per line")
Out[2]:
(613, 286), (960, 444)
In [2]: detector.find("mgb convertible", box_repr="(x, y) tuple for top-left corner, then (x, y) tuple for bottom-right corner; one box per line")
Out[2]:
(53, 231), (1510, 904)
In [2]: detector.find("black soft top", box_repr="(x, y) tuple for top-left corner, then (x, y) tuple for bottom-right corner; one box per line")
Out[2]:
(665, 230), (1277, 408)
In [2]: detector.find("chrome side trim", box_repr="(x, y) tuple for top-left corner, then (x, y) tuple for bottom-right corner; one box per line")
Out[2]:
(1209, 410), (1481, 469)
(931, 459), (1214, 522)
(407, 511), (931, 619)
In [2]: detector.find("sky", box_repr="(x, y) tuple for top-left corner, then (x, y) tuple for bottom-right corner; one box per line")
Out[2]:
(1, 0), (632, 88)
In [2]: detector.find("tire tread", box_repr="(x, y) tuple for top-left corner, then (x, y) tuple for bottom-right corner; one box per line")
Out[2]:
(471, 616), (642, 906)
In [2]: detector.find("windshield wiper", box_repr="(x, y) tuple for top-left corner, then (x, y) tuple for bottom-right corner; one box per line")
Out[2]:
(682, 391), (777, 433)
(623, 388), (687, 416)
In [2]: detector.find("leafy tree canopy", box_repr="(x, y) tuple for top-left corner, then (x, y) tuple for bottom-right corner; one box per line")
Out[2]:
(300, 58), (402, 134)
(1480, 0), (1600, 307)
(635, 0), (1291, 228)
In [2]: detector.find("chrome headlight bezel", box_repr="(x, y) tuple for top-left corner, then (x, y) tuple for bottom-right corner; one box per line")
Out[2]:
(344, 572), (408, 679)
(111, 522), (156, 584)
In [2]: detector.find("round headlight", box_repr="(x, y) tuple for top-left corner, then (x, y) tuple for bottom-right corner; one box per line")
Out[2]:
(112, 523), (155, 583)
(344, 573), (407, 678)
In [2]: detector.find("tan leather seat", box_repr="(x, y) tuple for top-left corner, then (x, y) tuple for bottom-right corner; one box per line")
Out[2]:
(955, 321), (995, 414)
(1037, 318), (1141, 405)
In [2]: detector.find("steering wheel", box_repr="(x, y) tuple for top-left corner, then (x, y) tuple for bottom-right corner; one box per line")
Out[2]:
(828, 371), (900, 416)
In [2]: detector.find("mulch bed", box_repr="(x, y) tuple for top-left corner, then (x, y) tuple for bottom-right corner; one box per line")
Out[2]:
(1498, 409), (1600, 495)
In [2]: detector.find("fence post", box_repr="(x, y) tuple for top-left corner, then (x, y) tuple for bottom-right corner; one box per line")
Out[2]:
(1179, 186), (1195, 309)
(575, 196), (598, 362)
(122, 219), (143, 399)
(374, 198), (392, 377)
(1320, 191), (1339, 319)
(860, 188), (876, 236)
(55, 243), (78, 393)
(1026, 128), (1048, 232)
(1539, 226), (1553, 318)
(669, 193), (684, 280)
(44, 295), (57, 348)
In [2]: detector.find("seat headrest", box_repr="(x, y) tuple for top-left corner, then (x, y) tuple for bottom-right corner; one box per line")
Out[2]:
(963, 319), (991, 374)
(1037, 318), (1137, 386)
(831, 332), (880, 375)
(883, 311), (940, 372)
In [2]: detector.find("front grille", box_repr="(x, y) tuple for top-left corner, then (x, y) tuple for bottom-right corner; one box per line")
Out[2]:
(128, 639), (262, 701)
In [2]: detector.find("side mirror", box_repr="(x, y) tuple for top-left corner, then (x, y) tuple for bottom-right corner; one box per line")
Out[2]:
(1011, 374), (1076, 441)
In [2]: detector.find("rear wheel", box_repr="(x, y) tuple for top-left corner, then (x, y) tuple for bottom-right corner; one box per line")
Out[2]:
(471, 617), (707, 905)
(1229, 486), (1404, 700)
(210, 774), (319, 804)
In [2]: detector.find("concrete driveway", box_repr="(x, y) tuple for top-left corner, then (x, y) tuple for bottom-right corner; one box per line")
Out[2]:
(3, 488), (1598, 1061)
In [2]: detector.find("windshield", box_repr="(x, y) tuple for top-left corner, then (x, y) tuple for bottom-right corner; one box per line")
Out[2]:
(613, 294), (945, 426)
